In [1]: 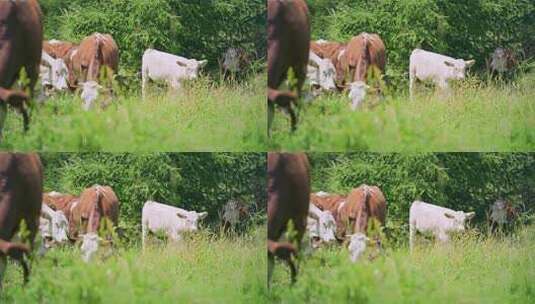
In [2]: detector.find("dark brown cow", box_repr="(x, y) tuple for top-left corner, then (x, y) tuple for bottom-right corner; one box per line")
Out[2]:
(43, 40), (76, 60)
(69, 185), (119, 240)
(345, 33), (386, 84)
(0, 153), (43, 285)
(267, 0), (310, 135)
(0, 0), (43, 133)
(268, 152), (310, 285)
(65, 33), (119, 89)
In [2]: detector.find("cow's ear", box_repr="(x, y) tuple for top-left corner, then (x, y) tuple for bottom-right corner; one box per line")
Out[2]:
(465, 59), (476, 67)
(466, 212), (476, 220)
(176, 61), (188, 67)
(198, 212), (208, 220)
(444, 61), (455, 67)
(176, 212), (187, 219)
(444, 212), (455, 219)
(199, 60), (208, 68)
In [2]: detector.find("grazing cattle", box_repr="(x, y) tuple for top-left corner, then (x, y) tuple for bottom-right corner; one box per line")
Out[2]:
(39, 204), (69, 248)
(0, 0), (43, 134)
(348, 232), (369, 263)
(409, 201), (475, 251)
(68, 185), (119, 261)
(307, 51), (337, 93)
(141, 201), (208, 247)
(0, 153), (43, 285)
(141, 49), (207, 98)
(43, 40), (76, 60)
(489, 47), (517, 75)
(409, 49), (475, 98)
(43, 191), (79, 220)
(336, 185), (387, 239)
(221, 47), (250, 79)
(310, 40), (347, 88)
(40, 52), (69, 92)
(267, 152), (310, 285)
(306, 203), (336, 247)
(267, 0), (311, 135)
(220, 199), (250, 232)
(488, 199), (518, 233)
(66, 33), (119, 89)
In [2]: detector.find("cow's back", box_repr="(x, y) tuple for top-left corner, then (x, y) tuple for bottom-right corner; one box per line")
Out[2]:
(43, 41), (77, 60)
(267, 152), (311, 242)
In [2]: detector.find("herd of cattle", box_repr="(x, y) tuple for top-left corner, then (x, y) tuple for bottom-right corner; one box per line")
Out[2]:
(267, 152), (521, 284)
(0, 0), (252, 136)
(0, 153), (253, 287)
(267, 0), (520, 135)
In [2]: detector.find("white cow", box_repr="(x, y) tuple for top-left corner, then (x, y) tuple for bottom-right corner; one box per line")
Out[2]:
(307, 51), (337, 93)
(307, 203), (336, 247)
(80, 81), (102, 110)
(80, 233), (99, 262)
(141, 49), (208, 98)
(409, 201), (475, 251)
(40, 51), (69, 92)
(141, 201), (208, 247)
(39, 203), (69, 245)
(409, 49), (475, 98)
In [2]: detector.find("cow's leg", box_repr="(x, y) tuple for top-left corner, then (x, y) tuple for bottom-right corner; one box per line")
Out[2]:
(141, 69), (148, 100)
(409, 223), (415, 252)
(142, 223), (148, 248)
(0, 255), (6, 288)
(0, 103), (7, 139)
(268, 102), (275, 137)
(409, 72), (416, 100)
(267, 251), (274, 288)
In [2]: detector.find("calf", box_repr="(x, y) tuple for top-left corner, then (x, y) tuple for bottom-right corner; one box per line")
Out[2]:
(267, 0), (311, 135)
(409, 49), (475, 98)
(489, 47), (517, 76)
(267, 152), (310, 285)
(488, 199), (518, 233)
(141, 201), (208, 247)
(220, 199), (250, 233)
(221, 47), (250, 80)
(307, 203), (336, 248)
(0, 0), (43, 134)
(141, 49), (207, 98)
(0, 153), (43, 285)
(409, 201), (475, 251)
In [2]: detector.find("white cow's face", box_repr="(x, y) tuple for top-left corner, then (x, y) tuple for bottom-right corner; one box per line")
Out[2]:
(444, 59), (475, 80)
(177, 59), (208, 80)
(81, 233), (99, 262)
(177, 211), (208, 232)
(444, 211), (476, 231)
(348, 232), (368, 263)
(80, 81), (102, 109)
(348, 81), (369, 110)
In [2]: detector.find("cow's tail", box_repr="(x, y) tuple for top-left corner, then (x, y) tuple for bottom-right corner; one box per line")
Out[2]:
(362, 184), (372, 232)
(88, 185), (105, 234)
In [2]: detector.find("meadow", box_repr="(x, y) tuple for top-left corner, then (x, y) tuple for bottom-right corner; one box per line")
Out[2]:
(0, 76), (267, 151)
(0, 227), (268, 304)
(269, 225), (535, 304)
(269, 73), (535, 151)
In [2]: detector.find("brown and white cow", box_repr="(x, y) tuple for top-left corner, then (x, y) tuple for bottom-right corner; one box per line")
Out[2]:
(268, 152), (310, 285)
(267, 0), (310, 135)
(43, 40), (77, 60)
(65, 33), (119, 89)
(0, 0), (43, 134)
(0, 153), (43, 285)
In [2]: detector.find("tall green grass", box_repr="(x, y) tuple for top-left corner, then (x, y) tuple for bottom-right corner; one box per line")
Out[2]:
(269, 75), (535, 151)
(1, 227), (268, 303)
(269, 225), (535, 303)
(0, 77), (266, 152)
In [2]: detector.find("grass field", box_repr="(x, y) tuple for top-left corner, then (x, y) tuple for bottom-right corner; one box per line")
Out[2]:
(269, 74), (535, 151)
(0, 76), (266, 152)
(269, 225), (535, 304)
(1, 227), (267, 303)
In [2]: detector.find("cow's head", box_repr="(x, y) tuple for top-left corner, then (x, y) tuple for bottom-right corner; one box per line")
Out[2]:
(348, 232), (369, 263)
(308, 53), (337, 92)
(176, 59), (208, 80)
(176, 210), (208, 232)
(348, 81), (369, 110)
(80, 232), (100, 262)
(41, 53), (70, 91)
(80, 81), (102, 110)
(444, 210), (476, 231)
(443, 59), (475, 80)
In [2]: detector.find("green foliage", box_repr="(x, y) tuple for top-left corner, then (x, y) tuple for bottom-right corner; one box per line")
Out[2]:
(40, 0), (266, 72)
(270, 74), (535, 151)
(39, 153), (266, 231)
(0, 77), (267, 151)
(308, 0), (534, 87)
(1, 227), (268, 303)
(270, 225), (535, 303)
(308, 153), (535, 228)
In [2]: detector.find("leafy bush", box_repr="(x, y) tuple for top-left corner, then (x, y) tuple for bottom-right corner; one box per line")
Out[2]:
(40, 153), (267, 230)
(308, 0), (535, 89)
(40, 0), (266, 73)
